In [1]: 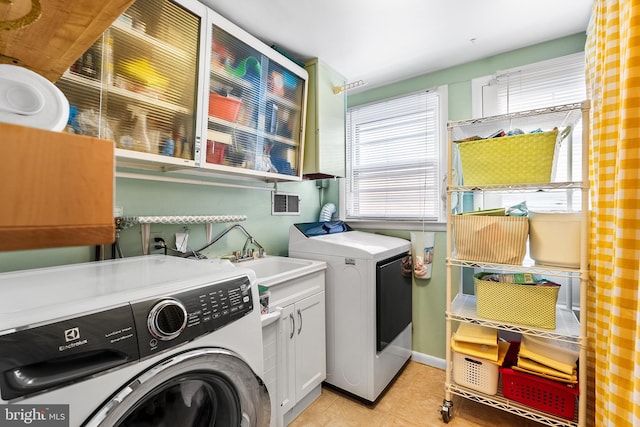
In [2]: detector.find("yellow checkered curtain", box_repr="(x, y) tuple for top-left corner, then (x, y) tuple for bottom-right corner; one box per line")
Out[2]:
(585, 1), (640, 426)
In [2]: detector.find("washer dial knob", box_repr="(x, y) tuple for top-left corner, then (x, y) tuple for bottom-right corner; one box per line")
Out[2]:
(148, 299), (188, 341)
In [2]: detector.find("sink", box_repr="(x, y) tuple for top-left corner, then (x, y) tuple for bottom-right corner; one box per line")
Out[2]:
(235, 256), (326, 287)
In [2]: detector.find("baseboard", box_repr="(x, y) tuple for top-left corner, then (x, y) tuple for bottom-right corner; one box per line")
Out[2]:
(284, 384), (322, 426)
(411, 351), (446, 370)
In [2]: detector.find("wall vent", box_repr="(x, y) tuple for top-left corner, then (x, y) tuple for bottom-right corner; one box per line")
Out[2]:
(272, 192), (300, 215)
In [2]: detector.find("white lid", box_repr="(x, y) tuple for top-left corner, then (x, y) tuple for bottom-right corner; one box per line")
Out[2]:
(0, 64), (69, 131)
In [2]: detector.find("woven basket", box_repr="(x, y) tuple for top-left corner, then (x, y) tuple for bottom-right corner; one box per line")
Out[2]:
(456, 129), (559, 185)
(453, 215), (528, 264)
(474, 273), (560, 329)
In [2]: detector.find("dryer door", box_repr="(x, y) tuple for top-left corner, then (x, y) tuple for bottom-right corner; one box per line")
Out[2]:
(83, 348), (270, 427)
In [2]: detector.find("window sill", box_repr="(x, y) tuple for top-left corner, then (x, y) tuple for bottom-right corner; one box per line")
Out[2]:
(343, 219), (446, 232)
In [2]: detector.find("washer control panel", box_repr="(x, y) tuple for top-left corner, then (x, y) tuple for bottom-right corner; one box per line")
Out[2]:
(132, 275), (253, 358)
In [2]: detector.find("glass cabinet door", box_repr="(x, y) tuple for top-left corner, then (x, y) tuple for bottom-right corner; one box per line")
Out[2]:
(56, 0), (205, 165)
(202, 14), (307, 180)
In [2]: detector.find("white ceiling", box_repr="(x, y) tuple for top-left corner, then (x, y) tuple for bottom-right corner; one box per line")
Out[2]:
(203, 0), (593, 94)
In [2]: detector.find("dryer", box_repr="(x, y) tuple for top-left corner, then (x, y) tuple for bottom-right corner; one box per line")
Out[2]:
(0, 255), (269, 426)
(289, 221), (412, 403)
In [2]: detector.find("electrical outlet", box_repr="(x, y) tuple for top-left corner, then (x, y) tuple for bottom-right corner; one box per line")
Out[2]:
(149, 232), (165, 254)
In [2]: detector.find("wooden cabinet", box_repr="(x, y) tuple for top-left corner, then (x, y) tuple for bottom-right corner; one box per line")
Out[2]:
(0, 0), (134, 83)
(0, 2), (129, 252)
(0, 123), (114, 251)
(303, 59), (346, 179)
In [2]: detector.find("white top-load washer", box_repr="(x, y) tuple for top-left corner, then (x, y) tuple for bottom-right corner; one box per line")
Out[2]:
(0, 255), (270, 426)
(289, 221), (412, 403)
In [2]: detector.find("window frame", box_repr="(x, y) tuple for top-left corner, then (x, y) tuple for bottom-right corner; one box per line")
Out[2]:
(339, 85), (448, 231)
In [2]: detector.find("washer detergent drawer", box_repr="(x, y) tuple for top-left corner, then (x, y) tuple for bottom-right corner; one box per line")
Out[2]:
(0, 306), (138, 400)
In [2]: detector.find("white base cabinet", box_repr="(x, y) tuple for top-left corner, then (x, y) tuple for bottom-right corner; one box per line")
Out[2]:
(279, 292), (325, 419)
(261, 269), (326, 426)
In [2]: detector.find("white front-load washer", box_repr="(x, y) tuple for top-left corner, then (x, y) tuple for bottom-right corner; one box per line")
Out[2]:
(0, 255), (270, 426)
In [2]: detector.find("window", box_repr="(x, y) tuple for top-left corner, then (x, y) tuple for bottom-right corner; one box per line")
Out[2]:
(484, 52), (586, 116)
(473, 52), (587, 211)
(344, 87), (446, 224)
(479, 52), (586, 179)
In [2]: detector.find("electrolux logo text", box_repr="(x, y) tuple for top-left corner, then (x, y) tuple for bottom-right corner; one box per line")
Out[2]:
(59, 327), (87, 352)
(0, 405), (68, 427)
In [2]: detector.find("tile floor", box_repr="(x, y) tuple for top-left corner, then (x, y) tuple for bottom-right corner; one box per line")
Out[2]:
(289, 361), (546, 426)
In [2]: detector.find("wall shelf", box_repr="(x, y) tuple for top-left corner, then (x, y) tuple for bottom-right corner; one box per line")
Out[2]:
(120, 215), (247, 255)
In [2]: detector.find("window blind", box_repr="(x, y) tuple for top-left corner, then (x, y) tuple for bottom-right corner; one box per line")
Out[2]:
(485, 53), (587, 211)
(345, 91), (440, 220)
(494, 52), (586, 114)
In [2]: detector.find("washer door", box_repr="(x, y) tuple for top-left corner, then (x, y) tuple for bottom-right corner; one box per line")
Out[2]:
(84, 348), (270, 427)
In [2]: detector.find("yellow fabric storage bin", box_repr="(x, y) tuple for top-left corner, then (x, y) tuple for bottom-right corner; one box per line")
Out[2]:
(474, 273), (560, 329)
(456, 129), (559, 185)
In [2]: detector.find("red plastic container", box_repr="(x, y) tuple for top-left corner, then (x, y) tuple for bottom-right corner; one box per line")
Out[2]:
(208, 93), (242, 122)
(500, 341), (578, 420)
(206, 140), (227, 164)
(500, 367), (579, 419)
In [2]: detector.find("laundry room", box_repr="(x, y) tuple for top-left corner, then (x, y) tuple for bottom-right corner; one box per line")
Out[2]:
(0, 0), (638, 426)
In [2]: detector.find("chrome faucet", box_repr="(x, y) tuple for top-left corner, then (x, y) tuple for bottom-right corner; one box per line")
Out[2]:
(201, 223), (265, 262)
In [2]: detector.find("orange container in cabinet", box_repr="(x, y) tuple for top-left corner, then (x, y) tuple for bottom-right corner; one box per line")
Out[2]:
(208, 93), (242, 122)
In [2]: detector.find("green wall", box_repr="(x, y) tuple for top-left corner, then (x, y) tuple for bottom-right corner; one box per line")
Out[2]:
(348, 33), (586, 361)
(0, 32), (586, 363)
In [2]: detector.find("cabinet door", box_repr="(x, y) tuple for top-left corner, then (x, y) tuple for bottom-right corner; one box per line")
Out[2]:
(56, 0), (207, 166)
(294, 291), (326, 399)
(303, 59), (346, 179)
(202, 11), (307, 180)
(277, 304), (296, 416)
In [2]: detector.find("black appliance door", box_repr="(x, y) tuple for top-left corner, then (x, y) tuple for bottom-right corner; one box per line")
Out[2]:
(83, 348), (270, 427)
(376, 252), (413, 352)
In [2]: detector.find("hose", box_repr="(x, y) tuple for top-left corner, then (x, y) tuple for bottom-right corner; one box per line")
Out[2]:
(319, 203), (336, 222)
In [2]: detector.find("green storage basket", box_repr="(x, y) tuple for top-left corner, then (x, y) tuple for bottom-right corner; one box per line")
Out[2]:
(474, 273), (560, 329)
(457, 129), (559, 185)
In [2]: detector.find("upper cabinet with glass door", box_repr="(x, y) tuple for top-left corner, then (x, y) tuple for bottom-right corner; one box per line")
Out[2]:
(56, 0), (208, 170)
(199, 10), (308, 181)
(55, 0), (307, 181)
